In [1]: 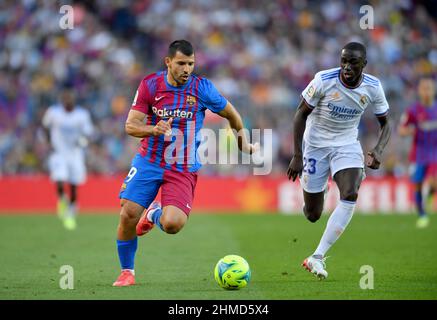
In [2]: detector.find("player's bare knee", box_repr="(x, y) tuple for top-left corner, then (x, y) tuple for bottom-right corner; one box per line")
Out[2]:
(305, 211), (321, 223)
(341, 190), (359, 202)
(120, 203), (142, 225)
(164, 225), (182, 234)
(161, 220), (184, 234)
(160, 214), (185, 234)
(160, 206), (187, 234)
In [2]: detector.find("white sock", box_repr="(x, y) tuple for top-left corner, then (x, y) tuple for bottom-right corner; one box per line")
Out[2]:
(121, 269), (135, 275)
(146, 209), (154, 222)
(313, 200), (356, 257)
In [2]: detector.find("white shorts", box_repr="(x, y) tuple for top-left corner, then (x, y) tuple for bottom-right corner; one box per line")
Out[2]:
(48, 151), (86, 185)
(299, 141), (365, 193)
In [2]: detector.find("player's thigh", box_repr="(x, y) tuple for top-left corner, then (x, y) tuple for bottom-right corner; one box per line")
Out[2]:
(67, 153), (86, 185)
(160, 170), (197, 232)
(48, 153), (68, 182)
(299, 143), (331, 194)
(333, 168), (364, 200)
(330, 141), (365, 176)
(119, 154), (164, 209)
(161, 170), (198, 217)
(330, 142), (365, 199)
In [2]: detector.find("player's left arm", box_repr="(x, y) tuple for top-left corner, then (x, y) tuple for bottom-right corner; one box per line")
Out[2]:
(41, 107), (54, 151)
(201, 78), (258, 154)
(217, 101), (259, 154)
(78, 110), (94, 147)
(367, 80), (392, 170)
(366, 114), (391, 170)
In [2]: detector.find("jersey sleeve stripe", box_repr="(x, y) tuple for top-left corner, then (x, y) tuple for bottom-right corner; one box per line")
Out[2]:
(321, 74), (338, 81)
(321, 70), (340, 79)
(363, 79), (380, 87)
(320, 68), (340, 77)
(363, 79), (379, 85)
(375, 110), (388, 117)
(321, 72), (338, 79)
(363, 74), (379, 81)
(301, 95), (316, 109)
(363, 76), (379, 84)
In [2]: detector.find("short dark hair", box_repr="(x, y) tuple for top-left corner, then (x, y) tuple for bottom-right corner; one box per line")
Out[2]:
(168, 40), (194, 57)
(342, 42), (366, 58)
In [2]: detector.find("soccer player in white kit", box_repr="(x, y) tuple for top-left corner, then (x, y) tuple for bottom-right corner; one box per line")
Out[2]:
(42, 90), (93, 230)
(287, 42), (391, 279)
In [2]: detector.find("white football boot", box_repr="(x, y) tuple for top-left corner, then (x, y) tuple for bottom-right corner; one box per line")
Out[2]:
(302, 255), (328, 280)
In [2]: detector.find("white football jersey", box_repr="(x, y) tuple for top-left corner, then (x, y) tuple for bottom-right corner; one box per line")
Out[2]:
(301, 67), (389, 147)
(42, 104), (93, 153)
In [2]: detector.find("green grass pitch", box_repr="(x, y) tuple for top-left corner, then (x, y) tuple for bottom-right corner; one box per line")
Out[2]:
(0, 213), (436, 300)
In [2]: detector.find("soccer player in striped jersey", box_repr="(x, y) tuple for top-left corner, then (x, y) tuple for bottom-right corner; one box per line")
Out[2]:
(287, 42), (391, 280)
(113, 40), (258, 286)
(399, 77), (437, 228)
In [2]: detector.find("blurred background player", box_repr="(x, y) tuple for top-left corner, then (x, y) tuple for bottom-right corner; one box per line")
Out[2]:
(287, 42), (391, 279)
(399, 77), (437, 228)
(113, 40), (258, 286)
(42, 89), (94, 230)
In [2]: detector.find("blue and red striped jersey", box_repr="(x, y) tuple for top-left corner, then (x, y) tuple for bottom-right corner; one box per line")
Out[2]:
(131, 71), (227, 172)
(400, 102), (437, 164)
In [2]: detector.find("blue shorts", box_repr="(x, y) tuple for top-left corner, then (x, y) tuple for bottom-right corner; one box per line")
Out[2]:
(119, 154), (197, 214)
(409, 163), (437, 183)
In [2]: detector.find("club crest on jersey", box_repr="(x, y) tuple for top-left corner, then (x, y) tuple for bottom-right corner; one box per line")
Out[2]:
(331, 91), (341, 100)
(360, 95), (369, 107)
(307, 85), (315, 98)
(186, 95), (196, 105)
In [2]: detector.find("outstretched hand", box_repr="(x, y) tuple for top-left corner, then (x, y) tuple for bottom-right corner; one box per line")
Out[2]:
(287, 155), (303, 181)
(366, 149), (381, 170)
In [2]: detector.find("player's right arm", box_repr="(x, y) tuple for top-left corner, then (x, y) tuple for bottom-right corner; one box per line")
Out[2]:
(125, 110), (173, 138)
(287, 99), (314, 181)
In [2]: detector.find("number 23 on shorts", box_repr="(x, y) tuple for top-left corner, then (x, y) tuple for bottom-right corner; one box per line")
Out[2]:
(303, 157), (316, 174)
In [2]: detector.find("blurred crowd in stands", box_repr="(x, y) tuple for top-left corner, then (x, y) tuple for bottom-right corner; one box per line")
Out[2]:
(1, 0), (436, 177)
